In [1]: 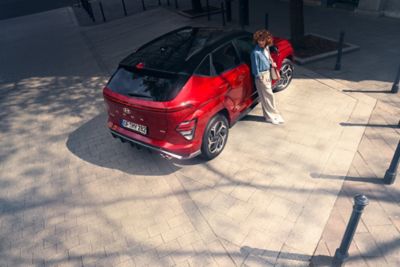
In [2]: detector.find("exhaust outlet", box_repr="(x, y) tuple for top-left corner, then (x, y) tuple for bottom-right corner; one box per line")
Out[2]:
(160, 153), (173, 160)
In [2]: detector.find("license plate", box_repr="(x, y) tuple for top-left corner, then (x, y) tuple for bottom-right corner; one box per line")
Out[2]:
(121, 119), (147, 135)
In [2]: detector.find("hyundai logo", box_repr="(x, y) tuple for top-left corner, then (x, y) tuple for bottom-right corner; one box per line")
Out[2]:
(123, 108), (131, 114)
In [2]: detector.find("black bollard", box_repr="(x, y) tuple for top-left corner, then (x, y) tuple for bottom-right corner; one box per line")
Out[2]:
(221, 2), (226, 27)
(82, 0), (95, 22)
(158, 0), (161, 6)
(384, 140), (400, 185)
(121, 0), (127, 16)
(265, 13), (269, 30)
(225, 0), (232, 22)
(239, 0), (249, 26)
(99, 1), (106, 22)
(167, 0), (170, 6)
(141, 0), (146, 11)
(391, 64), (400, 94)
(175, 0), (178, 9)
(333, 195), (369, 266)
(206, 0), (210, 21)
(335, 31), (345, 71)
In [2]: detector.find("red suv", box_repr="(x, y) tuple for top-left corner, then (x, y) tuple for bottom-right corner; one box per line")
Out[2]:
(103, 27), (294, 160)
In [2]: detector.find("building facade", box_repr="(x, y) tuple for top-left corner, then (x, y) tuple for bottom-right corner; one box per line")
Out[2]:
(356, 0), (400, 18)
(312, 0), (400, 18)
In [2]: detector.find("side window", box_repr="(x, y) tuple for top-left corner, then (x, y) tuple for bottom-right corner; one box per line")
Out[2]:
(195, 55), (211, 76)
(235, 37), (253, 64)
(212, 43), (240, 74)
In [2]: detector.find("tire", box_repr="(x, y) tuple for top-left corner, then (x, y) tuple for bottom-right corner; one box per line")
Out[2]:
(273, 58), (294, 92)
(201, 114), (229, 160)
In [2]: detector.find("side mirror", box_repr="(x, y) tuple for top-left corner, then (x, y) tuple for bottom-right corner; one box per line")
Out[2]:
(270, 45), (279, 54)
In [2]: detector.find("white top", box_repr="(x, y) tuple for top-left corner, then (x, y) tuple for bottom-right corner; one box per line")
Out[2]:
(263, 47), (272, 65)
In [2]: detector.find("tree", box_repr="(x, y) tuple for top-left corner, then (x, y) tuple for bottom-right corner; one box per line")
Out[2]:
(191, 0), (203, 12)
(290, 0), (305, 48)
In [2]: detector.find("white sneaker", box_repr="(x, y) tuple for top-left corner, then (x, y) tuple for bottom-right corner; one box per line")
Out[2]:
(266, 118), (280, 125)
(276, 115), (285, 124)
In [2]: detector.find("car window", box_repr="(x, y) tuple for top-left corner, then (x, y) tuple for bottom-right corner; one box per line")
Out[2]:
(195, 55), (211, 76)
(107, 67), (188, 101)
(235, 37), (253, 64)
(212, 43), (240, 74)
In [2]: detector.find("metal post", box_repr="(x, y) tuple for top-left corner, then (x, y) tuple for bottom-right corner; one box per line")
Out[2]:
(175, 0), (178, 9)
(141, 0), (146, 11)
(99, 1), (106, 22)
(82, 0), (95, 22)
(335, 31), (345, 71)
(158, 0), (161, 6)
(221, 2), (226, 27)
(121, 0), (127, 16)
(206, 0), (210, 21)
(333, 195), (369, 266)
(391, 64), (400, 94)
(384, 140), (400, 185)
(167, 0), (170, 6)
(225, 0), (232, 22)
(238, 0), (249, 28)
(265, 13), (269, 30)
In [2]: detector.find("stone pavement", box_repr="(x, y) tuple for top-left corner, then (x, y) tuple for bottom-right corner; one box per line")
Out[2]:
(220, 2), (400, 265)
(312, 100), (400, 267)
(0, 5), (397, 267)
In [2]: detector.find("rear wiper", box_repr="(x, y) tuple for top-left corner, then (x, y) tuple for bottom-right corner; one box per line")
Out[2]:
(127, 93), (152, 98)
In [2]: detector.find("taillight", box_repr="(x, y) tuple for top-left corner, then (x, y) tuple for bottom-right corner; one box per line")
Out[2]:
(176, 119), (197, 141)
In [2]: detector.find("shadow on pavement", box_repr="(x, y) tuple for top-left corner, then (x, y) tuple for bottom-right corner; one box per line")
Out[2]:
(342, 89), (392, 94)
(340, 122), (399, 128)
(310, 172), (384, 185)
(240, 246), (328, 265)
(240, 114), (266, 123)
(66, 112), (183, 175)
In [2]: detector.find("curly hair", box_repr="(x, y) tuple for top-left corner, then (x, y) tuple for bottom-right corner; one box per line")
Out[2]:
(253, 29), (273, 47)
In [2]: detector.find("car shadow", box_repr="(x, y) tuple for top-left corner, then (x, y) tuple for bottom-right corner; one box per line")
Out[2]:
(66, 112), (185, 176)
(240, 114), (266, 123)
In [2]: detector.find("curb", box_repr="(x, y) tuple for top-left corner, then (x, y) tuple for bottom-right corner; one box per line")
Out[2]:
(294, 32), (360, 65)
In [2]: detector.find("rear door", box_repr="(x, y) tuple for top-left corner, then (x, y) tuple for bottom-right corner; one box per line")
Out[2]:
(211, 42), (245, 114)
(233, 36), (255, 105)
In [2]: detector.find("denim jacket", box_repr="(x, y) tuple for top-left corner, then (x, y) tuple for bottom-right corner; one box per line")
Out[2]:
(250, 45), (272, 78)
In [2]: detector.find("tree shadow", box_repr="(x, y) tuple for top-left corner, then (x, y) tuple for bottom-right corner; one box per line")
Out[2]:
(342, 89), (392, 94)
(340, 122), (399, 128)
(310, 172), (384, 185)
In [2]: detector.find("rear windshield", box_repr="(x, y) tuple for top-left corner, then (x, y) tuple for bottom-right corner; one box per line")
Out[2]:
(107, 68), (188, 102)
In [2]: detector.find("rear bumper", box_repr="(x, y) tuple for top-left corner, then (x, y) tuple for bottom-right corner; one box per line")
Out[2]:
(110, 129), (201, 160)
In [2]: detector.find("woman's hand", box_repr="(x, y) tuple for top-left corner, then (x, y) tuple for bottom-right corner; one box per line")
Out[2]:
(271, 62), (277, 68)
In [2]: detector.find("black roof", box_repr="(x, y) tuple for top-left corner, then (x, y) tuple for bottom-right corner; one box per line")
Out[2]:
(119, 26), (250, 75)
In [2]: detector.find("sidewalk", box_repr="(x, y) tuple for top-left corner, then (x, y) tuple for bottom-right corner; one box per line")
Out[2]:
(0, 3), (399, 267)
(312, 101), (400, 267)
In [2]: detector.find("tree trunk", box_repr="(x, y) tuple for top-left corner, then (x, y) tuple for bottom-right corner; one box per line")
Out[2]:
(290, 0), (305, 47)
(191, 0), (203, 12)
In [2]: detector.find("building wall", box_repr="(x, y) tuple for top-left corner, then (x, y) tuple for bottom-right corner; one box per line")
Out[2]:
(382, 0), (400, 18)
(0, 0), (72, 20)
(357, 0), (400, 18)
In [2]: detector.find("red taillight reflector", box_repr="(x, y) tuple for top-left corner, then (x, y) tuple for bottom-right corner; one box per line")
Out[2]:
(136, 62), (145, 69)
(176, 119), (197, 141)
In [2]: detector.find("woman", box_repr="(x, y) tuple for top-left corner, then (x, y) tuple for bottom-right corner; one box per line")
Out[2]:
(250, 29), (284, 125)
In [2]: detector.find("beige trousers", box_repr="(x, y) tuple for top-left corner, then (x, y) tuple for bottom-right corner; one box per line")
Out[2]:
(255, 70), (280, 120)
